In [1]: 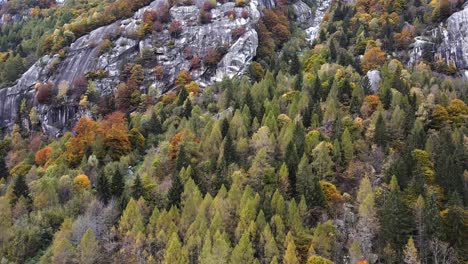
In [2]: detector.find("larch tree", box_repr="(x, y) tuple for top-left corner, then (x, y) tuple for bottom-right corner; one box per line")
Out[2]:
(403, 237), (420, 264)
(230, 231), (255, 264)
(77, 229), (100, 264)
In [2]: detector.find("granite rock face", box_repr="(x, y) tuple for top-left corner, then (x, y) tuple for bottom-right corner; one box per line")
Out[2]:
(0, 0), (260, 135)
(0, 0), (332, 136)
(305, 0), (332, 42)
(409, 5), (468, 78)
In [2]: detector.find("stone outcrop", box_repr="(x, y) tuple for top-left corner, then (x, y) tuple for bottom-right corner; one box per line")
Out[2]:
(409, 5), (468, 78)
(305, 0), (332, 43)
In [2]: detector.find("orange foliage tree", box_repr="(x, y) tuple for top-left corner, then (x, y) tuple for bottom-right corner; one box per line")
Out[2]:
(74, 174), (91, 190)
(362, 46), (386, 72)
(35, 146), (53, 167)
(65, 112), (131, 166)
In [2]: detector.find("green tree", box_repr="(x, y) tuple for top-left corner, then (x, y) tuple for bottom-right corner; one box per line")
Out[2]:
(403, 237), (420, 264)
(374, 113), (387, 148)
(379, 176), (413, 254)
(12, 174), (30, 204)
(164, 232), (189, 264)
(341, 128), (353, 164)
(230, 231), (255, 264)
(96, 174), (111, 204)
(77, 229), (100, 264)
(131, 175), (144, 199)
(119, 198), (145, 235)
(284, 232), (299, 264)
(111, 169), (124, 198)
(168, 173), (184, 207)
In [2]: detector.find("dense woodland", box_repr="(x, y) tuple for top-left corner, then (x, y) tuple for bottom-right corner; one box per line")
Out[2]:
(0, 0), (467, 263)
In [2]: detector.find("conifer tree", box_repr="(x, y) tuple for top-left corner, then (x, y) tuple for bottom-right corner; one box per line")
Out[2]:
(285, 142), (299, 197)
(96, 174), (111, 204)
(77, 229), (100, 264)
(403, 237), (420, 264)
(131, 175), (144, 199)
(163, 232), (189, 264)
(341, 128), (353, 164)
(12, 174), (30, 204)
(168, 173), (184, 208)
(284, 232), (299, 264)
(374, 113), (387, 148)
(230, 231), (255, 264)
(111, 169), (124, 198)
(119, 198), (145, 235)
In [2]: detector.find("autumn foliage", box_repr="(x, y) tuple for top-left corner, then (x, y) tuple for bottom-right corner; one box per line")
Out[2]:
(35, 146), (52, 166)
(74, 174), (91, 190)
(65, 112), (131, 166)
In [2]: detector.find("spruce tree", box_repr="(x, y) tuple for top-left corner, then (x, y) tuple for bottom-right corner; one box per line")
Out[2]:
(97, 174), (111, 204)
(131, 175), (144, 199)
(111, 169), (124, 198)
(375, 113), (387, 148)
(168, 173), (184, 208)
(285, 142), (299, 197)
(12, 174), (30, 203)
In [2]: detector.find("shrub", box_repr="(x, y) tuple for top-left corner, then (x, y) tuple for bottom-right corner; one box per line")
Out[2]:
(235, 0), (249, 7)
(153, 21), (163, 32)
(224, 10), (236, 19)
(231, 26), (246, 40)
(203, 0), (216, 11)
(161, 92), (177, 104)
(169, 20), (182, 37)
(154, 66), (165, 80)
(184, 47), (193, 59)
(200, 10), (212, 24)
(143, 9), (157, 24)
(241, 9), (250, 19)
(98, 39), (113, 54)
(36, 82), (55, 104)
(190, 56), (201, 70)
(175, 70), (192, 89)
(204, 48), (222, 67)
(156, 3), (171, 23)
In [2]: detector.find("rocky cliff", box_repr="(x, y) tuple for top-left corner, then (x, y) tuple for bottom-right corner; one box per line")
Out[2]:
(0, 0), (325, 136)
(409, 4), (468, 78)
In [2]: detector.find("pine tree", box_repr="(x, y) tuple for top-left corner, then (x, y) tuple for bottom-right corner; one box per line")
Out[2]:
(223, 133), (236, 165)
